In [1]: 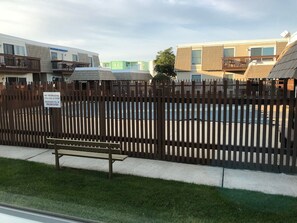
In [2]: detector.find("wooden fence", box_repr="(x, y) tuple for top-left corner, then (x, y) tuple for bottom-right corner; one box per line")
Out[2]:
(0, 79), (296, 173)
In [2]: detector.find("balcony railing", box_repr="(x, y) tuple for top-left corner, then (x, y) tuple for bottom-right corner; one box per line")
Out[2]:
(51, 60), (89, 73)
(0, 53), (41, 73)
(222, 55), (278, 71)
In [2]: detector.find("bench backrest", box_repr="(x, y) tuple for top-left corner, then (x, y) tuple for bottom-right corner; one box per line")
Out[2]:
(46, 138), (122, 154)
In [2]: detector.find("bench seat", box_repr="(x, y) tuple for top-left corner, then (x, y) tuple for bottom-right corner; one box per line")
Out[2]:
(46, 137), (127, 179)
(55, 149), (127, 161)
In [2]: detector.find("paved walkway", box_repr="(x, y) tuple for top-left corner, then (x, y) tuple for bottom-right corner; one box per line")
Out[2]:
(0, 145), (297, 197)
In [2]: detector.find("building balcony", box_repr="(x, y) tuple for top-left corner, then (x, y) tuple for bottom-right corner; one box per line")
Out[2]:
(51, 60), (89, 74)
(222, 55), (278, 72)
(0, 53), (41, 73)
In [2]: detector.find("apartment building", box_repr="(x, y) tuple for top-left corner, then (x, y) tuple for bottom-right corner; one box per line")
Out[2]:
(101, 60), (150, 71)
(174, 38), (288, 81)
(0, 33), (100, 84)
(100, 60), (153, 80)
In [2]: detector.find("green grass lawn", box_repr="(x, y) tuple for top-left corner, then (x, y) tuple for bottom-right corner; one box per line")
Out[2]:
(0, 157), (296, 223)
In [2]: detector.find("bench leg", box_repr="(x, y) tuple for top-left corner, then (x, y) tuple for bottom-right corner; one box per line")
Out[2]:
(55, 150), (60, 170)
(109, 153), (112, 180)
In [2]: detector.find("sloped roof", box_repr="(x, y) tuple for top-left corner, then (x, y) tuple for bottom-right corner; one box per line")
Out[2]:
(245, 64), (274, 79)
(69, 67), (152, 81)
(269, 40), (297, 79)
(69, 67), (114, 81)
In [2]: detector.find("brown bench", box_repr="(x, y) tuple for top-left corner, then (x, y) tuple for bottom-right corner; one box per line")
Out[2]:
(46, 137), (128, 179)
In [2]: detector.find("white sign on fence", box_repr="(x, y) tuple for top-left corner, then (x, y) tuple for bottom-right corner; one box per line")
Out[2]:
(43, 92), (61, 108)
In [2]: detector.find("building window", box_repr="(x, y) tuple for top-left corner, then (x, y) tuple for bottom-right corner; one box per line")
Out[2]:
(223, 73), (234, 79)
(3, 43), (14, 55)
(250, 47), (274, 56)
(103, 62), (110, 68)
(14, 45), (25, 56)
(192, 50), (201, 65)
(223, 48), (234, 57)
(191, 74), (202, 82)
(6, 77), (27, 84)
(88, 57), (93, 67)
(250, 47), (275, 61)
(51, 52), (58, 60)
(72, 54), (78, 62)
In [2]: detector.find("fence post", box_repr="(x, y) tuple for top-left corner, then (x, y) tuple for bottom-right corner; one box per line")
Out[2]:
(156, 86), (165, 160)
(6, 87), (15, 145)
(51, 108), (62, 138)
(99, 82), (106, 142)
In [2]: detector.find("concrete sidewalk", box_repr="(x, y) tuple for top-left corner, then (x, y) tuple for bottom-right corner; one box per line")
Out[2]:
(0, 145), (297, 197)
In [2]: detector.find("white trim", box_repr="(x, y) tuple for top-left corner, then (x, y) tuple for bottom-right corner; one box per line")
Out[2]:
(178, 38), (286, 48)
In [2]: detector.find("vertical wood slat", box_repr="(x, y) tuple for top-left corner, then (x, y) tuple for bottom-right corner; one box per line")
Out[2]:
(171, 83), (176, 162)
(148, 88), (153, 158)
(217, 90), (222, 166)
(135, 83), (140, 156)
(70, 84), (74, 138)
(227, 91), (233, 168)
(186, 90), (190, 163)
(233, 82), (239, 167)
(212, 82), (217, 166)
(144, 82), (149, 158)
(25, 89), (31, 146)
(180, 82), (185, 162)
(206, 90), (211, 165)
(250, 86), (256, 170)
(239, 84), (244, 166)
(118, 83), (123, 147)
(262, 90), (268, 171)
(285, 92), (294, 171)
(122, 84), (127, 154)
(166, 83), (171, 161)
(176, 89), (181, 162)
(32, 87), (38, 146)
(255, 91), (262, 170)
(127, 82), (132, 156)
(201, 82), (206, 165)
(267, 81), (275, 171)
(244, 92), (250, 168)
(131, 90), (136, 157)
(222, 81), (227, 167)
(291, 96), (297, 173)
(139, 85), (144, 157)
(14, 89), (20, 146)
(191, 82), (195, 163)
(279, 80), (288, 172)
(196, 90), (201, 164)
(87, 83), (92, 140)
(106, 88), (111, 142)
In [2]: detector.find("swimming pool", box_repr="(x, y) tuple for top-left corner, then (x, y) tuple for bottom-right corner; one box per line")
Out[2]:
(64, 102), (270, 124)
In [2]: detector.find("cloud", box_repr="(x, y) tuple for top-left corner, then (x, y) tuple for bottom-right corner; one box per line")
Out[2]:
(0, 0), (296, 61)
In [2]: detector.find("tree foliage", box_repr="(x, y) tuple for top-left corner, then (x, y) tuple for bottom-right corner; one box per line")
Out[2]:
(154, 47), (176, 78)
(152, 73), (171, 82)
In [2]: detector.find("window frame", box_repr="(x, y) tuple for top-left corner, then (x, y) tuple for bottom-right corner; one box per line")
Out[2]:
(223, 48), (235, 57)
(191, 50), (202, 65)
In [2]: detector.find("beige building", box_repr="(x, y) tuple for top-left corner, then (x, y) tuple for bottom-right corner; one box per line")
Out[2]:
(174, 38), (288, 81)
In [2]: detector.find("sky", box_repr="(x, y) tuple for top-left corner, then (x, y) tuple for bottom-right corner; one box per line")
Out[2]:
(0, 0), (297, 62)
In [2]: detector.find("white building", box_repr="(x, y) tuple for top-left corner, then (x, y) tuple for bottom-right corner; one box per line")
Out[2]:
(0, 33), (100, 84)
